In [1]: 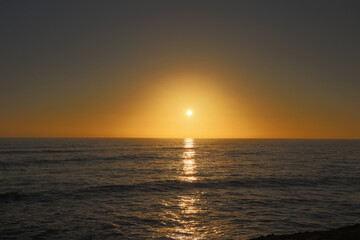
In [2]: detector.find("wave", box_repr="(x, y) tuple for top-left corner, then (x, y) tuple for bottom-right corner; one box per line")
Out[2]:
(224, 150), (269, 156)
(0, 191), (44, 202)
(156, 147), (198, 150)
(0, 153), (167, 166)
(0, 149), (86, 154)
(77, 176), (358, 195)
(0, 192), (24, 201)
(0, 145), (47, 149)
(2, 176), (358, 204)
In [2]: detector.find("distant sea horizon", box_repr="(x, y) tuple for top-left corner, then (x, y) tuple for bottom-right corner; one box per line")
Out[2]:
(1, 137), (359, 140)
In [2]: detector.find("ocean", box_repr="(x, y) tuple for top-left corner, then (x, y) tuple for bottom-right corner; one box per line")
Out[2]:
(0, 138), (359, 239)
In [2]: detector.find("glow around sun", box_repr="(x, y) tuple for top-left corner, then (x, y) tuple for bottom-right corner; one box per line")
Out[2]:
(186, 110), (193, 116)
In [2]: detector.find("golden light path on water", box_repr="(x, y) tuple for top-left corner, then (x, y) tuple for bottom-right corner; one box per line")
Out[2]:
(181, 138), (197, 182)
(158, 138), (212, 240)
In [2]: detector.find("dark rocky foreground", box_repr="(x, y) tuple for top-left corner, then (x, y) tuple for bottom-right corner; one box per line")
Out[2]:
(250, 224), (360, 240)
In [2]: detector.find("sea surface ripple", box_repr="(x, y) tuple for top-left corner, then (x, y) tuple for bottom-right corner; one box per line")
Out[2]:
(0, 138), (359, 239)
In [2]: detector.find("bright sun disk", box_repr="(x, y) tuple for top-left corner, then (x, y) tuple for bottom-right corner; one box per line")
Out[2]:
(186, 110), (192, 116)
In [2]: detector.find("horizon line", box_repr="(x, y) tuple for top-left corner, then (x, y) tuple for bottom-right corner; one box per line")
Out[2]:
(0, 137), (359, 140)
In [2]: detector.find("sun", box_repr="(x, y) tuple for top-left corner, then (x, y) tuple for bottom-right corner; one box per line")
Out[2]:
(186, 110), (193, 116)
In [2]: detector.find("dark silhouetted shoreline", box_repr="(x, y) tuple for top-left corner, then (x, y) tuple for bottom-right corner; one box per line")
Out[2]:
(251, 224), (360, 240)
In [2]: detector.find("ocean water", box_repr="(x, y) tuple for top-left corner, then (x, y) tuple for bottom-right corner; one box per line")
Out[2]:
(0, 138), (359, 240)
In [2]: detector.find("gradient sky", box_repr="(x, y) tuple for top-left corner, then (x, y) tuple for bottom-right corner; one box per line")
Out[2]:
(1, 1), (359, 138)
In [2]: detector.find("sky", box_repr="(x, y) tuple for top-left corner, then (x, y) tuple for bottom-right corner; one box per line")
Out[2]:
(0, 0), (359, 138)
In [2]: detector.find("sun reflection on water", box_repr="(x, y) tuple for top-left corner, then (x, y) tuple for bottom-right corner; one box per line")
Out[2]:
(164, 193), (207, 240)
(181, 138), (197, 182)
(184, 138), (194, 149)
(179, 195), (199, 215)
(156, 138), (212, 239)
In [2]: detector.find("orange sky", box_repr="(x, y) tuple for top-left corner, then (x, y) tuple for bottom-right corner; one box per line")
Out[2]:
(2, 67), (359, 139)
